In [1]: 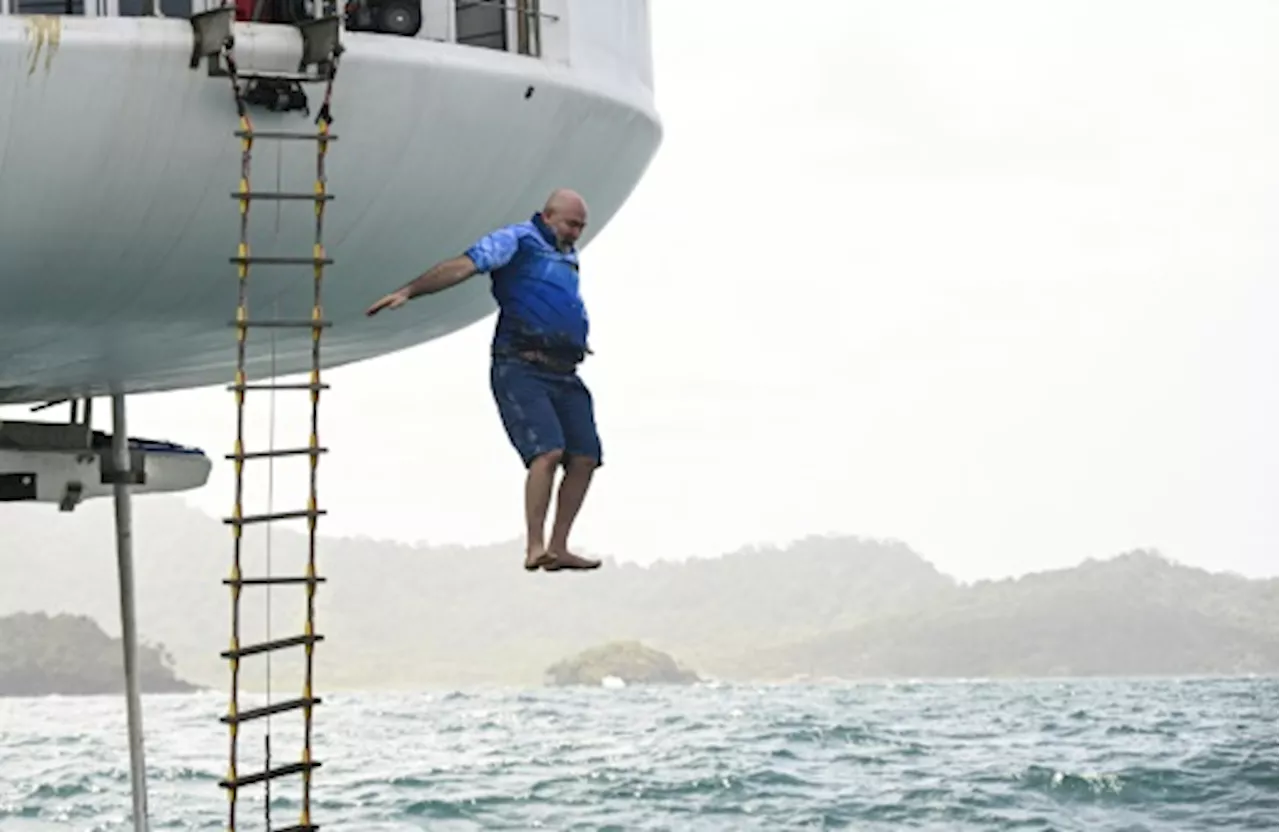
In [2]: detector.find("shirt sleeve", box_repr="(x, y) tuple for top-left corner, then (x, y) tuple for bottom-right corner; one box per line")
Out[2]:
(464, 226), (521, 273)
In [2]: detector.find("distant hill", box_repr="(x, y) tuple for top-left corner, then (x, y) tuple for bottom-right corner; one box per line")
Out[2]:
(0, 611), (197, 696)
(0, 497), (1274, 693)
(735, 550), (1278, 679)
(0, 498), (955, 689)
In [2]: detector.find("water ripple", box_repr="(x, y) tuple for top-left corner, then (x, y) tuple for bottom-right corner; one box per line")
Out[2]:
(0, 677), (1275, 830)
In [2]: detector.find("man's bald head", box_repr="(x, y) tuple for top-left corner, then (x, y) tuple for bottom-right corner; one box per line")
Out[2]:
(544, 187), (586, 214)
(540, 188), (588, 250)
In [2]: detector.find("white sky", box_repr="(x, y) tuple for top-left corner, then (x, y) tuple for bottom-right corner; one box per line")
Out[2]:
(7, 0), (1277, 582)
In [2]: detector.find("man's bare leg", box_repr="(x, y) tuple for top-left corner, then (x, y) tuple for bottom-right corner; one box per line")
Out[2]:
(545, 455), (601, 570)
(524, 450), (562, 570)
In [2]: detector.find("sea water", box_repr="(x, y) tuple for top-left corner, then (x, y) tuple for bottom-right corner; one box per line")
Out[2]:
(0, 677), (1275, 830)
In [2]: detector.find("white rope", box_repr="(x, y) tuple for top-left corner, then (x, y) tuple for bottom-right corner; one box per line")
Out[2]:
(264, 296), (278, 826)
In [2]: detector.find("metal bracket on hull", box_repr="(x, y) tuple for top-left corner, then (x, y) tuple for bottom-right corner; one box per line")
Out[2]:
(188, 7), (343, 83)
(100, 450), (148, 486)
(295, 17), (343, 76)
(59, 480), (83, 513)
(189, 5), (234, 73)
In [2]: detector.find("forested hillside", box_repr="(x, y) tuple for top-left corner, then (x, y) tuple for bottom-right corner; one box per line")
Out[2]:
(2, 498), (1274, 693)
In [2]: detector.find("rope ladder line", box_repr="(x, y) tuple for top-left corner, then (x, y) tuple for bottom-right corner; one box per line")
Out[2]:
(217, 29), (340, 832)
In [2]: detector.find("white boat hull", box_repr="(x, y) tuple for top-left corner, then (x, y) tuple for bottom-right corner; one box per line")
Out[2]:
(0, 5), (661, 405)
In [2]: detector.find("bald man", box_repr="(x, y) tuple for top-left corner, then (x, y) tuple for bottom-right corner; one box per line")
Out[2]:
(366, 189), (603, 572)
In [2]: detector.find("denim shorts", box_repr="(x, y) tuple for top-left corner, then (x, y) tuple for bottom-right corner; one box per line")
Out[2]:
(490, 356), (602, 468)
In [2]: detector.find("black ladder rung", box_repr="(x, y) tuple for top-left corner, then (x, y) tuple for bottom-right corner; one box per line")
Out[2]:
(224, 508), (326, 526)
(237, 69), (326, 83)
(236, 129), (338, 142)
(273, 826), (320, 832)
(232, 191), (334, 202)
(224, 575), (327, 587)
(219, 760), (321, 791)
(220, 696), (321, 725)
(227, 446), (329, 461)
(231, 320), (334, 330)
(231, 255), (335, 266)
(227, 382), (330, 392)
(221, 634), (324, 660)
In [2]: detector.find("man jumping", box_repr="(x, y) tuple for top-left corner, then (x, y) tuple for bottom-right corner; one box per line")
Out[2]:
(365, 188), (603, 573)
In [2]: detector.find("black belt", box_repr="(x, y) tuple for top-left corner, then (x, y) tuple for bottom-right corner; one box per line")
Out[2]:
(495, 349), (581, 374)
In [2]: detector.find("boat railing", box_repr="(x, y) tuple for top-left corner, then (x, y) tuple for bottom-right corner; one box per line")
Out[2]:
(0, 0), (560, 59)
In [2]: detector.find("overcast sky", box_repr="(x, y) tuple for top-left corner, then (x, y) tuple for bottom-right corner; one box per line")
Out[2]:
(7, 0), (1276, 582)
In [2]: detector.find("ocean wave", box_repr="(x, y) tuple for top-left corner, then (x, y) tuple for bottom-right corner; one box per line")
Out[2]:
(0, 677), (1275, 831)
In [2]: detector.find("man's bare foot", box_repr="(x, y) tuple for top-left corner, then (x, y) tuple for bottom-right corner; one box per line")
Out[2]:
(543, 550), (601, 571)
(525, 548), (555, 571)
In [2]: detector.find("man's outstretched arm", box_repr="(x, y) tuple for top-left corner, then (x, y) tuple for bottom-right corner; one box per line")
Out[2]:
(366, 255), (479, 316)
(366, 226), (520, 317)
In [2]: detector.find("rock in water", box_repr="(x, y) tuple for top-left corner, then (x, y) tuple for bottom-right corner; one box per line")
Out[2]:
(544, 640), (700, 687)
